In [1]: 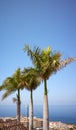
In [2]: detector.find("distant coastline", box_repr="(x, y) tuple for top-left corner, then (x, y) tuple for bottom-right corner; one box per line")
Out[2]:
(0, 105), (76, 124)
(0, 116), (76, 130)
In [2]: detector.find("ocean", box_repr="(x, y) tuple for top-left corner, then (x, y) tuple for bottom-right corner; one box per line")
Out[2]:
(0, 105), (76, 124)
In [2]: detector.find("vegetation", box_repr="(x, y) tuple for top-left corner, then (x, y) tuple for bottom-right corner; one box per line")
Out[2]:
(0, 45), (76, 130)
(0, 68), (24, 122)
(24, 45), (76, 130)
(22, 67), (41, 130)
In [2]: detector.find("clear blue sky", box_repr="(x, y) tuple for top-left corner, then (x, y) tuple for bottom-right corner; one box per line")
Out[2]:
(0, 0), (76, 106)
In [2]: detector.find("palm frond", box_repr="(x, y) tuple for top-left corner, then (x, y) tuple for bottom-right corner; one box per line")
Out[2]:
(0, 85), (6, 91)
(59, 57), (76, 70)
(2, 90), (13, 100)
(0, 68), (25, 101)
(23, 67), (41, 91)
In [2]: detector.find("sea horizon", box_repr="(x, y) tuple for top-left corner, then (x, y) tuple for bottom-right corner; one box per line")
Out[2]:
(0, 105), (76, 124)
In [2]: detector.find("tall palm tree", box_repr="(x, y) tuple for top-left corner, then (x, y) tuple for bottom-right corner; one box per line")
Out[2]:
(24, 45), (76, 130)
(22, 67), (41, 130)
(0, 68), (24, 122)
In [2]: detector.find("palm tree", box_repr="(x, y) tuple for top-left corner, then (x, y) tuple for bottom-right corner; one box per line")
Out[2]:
(24, 45), (76, 130)
(0, 68), (24, 122)
(22, 67), (41, 130)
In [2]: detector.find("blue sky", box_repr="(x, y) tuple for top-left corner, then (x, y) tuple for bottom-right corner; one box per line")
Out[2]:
(0, 0), (76, 106)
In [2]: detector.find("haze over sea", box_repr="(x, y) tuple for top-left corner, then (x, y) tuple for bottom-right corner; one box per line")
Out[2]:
(0, 105), (76, 124)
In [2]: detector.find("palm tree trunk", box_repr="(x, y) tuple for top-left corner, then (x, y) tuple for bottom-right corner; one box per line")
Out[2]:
(17, 89), (21, 122)
(43, 79), (49, 130)
(27, 104), (29, 128)
(29, 89), (33, 130)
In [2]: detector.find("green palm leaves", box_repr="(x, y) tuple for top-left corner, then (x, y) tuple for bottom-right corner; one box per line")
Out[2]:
(23, 68), (41, 90)
(24, 45), (61, 80)
(0, 77), (17, 100)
